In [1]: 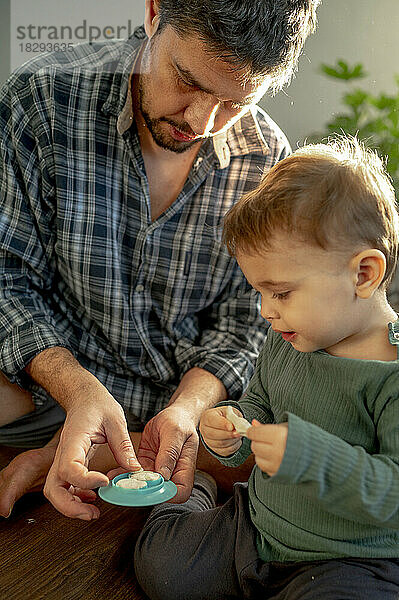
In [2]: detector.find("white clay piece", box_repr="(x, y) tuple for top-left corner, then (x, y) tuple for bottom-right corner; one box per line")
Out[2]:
(133, 471), (161, 481)
(116, 478), (147, 489)
(115, 470), (162, 490)
(225, 405), (251, 436)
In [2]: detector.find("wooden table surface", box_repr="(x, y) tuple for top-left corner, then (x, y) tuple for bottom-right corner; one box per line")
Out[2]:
(0, 447), (150, 600)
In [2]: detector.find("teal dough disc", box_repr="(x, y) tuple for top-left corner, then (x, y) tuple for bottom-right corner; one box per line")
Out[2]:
(98, 472), (178, 507)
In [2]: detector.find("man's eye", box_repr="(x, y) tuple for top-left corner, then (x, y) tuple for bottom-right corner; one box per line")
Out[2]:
(272, 291), (291, 300)
(227, 101), (245, 111)
(180, 78), (192, 88)
(176, 73), (195, 90)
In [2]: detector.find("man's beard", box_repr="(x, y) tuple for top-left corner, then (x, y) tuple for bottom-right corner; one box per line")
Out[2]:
(138, 78), (206, 154)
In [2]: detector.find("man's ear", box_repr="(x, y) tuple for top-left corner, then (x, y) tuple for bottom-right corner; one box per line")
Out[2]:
(351, 249), (386, 299)
(144, 0), (161, 39)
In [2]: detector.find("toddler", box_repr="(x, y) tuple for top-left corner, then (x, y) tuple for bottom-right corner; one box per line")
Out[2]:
(134, 138), (399, 599)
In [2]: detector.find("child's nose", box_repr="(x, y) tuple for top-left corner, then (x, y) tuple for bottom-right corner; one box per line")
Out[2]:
(260, 298), (280, 321)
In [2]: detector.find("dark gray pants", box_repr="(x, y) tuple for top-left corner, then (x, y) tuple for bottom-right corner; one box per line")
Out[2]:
(134, 481), (399, 600)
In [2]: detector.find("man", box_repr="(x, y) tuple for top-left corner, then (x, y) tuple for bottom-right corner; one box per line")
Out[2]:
(0, 0), (320, 520)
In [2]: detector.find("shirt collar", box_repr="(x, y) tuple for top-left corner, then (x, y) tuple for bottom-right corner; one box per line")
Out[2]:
(210, 108), (270, 169)
(102, 26), (269, 170)
(101, 25), (145, 124)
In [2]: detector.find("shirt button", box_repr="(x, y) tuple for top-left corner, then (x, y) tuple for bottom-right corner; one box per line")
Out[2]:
(136, 284), (144, 293)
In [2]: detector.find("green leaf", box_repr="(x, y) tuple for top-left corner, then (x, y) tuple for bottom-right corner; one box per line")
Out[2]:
(310, 61), (399, 196)
(371, 94), (398, 111)
(320, 64), (345, 79)
(320, 60), (367, 81)
(351, 63), (367, 79)
(343, 90), (370, 108)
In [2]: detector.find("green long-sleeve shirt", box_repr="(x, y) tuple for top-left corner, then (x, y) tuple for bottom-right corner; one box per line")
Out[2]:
(215, 322), (399, 562)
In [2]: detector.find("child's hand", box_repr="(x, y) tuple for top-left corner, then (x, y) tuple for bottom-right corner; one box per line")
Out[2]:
(199, 407), (243, 456)
(247, 420), (288, 476)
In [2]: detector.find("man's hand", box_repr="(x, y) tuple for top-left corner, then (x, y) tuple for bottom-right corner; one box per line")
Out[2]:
(246, 420), (288, 476)
(110, 367), (226, 504)
(43, 390), (141, 520)
(136, 404), (199, 503)
(28, 356), (225, 514)
(25, 348), (141, 520)
(199, 406), (243, 457)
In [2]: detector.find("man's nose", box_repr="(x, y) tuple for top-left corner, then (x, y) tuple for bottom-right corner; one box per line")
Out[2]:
(183, 94), (221, 136)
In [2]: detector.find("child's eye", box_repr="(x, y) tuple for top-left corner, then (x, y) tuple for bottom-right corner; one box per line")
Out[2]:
(272, 291), (291, 301)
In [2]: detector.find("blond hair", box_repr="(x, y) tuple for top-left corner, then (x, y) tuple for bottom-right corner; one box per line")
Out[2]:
(223, 137), (399, 287)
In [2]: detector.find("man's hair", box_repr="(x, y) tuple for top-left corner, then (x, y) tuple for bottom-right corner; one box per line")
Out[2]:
(223, 137), (399, 287)
(157, 0), (321, 92)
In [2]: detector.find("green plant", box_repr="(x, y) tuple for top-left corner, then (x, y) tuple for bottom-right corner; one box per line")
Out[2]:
(309, 60), (399, 194)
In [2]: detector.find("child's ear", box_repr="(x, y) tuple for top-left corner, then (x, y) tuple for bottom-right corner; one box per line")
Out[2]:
(351, 249), (386, 299)
(144, 0), (161, 38)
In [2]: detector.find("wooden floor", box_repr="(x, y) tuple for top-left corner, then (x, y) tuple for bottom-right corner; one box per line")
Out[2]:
(0, 446), (150, 600)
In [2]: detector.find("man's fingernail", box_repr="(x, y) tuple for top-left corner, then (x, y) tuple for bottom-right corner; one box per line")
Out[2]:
(77, 513), (92, 521)
(159, 467), (172, 480)
(127, 458), (141, 468)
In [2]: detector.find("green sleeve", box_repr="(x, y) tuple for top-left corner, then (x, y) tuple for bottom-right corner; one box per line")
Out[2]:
(274, 395), (399, 527)
(199, 399), (252, 467)
(202, 334), (275, 467)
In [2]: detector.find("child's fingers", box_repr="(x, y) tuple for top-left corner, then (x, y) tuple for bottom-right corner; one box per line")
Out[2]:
(246, 423), (288, 476)
(246, 422), (273, 441)
(202, 410), (235, 431)
(207, 436), (242, 450)
(200, 410), (236, 438)
(202, 436), (243, 456)
(200, 423), (239, 443)
(247, 422), (288, 443)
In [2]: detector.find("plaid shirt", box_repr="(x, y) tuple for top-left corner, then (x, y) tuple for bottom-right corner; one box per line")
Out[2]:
(0, 27), (290, 424)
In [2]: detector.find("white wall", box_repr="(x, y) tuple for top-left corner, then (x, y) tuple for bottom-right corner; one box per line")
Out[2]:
(261, 0), (399, 147)
(2, 1), (398, 147)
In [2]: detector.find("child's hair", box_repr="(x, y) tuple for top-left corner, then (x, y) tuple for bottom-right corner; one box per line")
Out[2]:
(223, 137), (399, 287)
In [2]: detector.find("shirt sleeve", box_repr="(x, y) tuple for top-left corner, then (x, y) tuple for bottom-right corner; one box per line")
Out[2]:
(198, 399), (253, 467)
(273, 394), (399, 528)
(200, 339), (275, 467)
(0, 77), (72, 386)
(174, 264), (267, 398)
(173, 116), (290, 399)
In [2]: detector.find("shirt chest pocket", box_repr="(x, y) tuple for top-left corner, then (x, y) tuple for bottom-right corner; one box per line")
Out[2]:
(149, 227), (234, 323)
